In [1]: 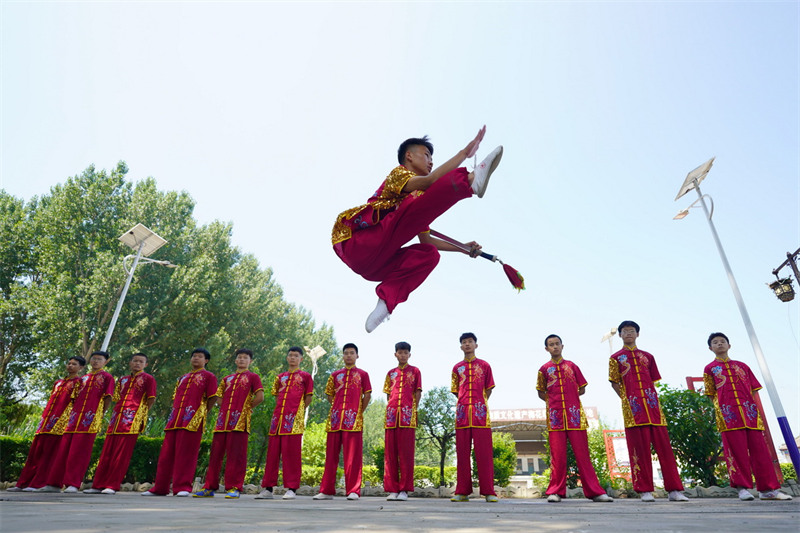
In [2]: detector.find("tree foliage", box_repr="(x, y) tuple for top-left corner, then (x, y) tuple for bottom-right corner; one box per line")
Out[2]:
(657, 382), (723, 487)
(1, 163), (340, 429)
(490, 430), (517, 487)
(417, 386), (456, 486)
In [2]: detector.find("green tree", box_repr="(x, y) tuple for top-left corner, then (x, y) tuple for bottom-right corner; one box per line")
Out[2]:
(417, 386), (456, 486)
(657, 382), (723, 486)
(490, 430), (517, 487)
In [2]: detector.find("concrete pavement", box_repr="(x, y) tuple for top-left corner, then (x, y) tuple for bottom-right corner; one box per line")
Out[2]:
(1, 491), (798, 532)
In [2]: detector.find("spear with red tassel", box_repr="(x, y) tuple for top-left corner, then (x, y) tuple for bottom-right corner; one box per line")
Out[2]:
(430, 229), (525, 292)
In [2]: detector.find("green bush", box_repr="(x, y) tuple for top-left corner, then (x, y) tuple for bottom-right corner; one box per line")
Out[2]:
(0, 435), (32, 481)
(362, 465), (381, 486)
(300, 465), (326, 487)
(781, 463), (797, 481)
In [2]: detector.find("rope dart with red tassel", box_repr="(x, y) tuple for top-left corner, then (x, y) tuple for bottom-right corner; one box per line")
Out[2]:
(430, 230), (525, 292)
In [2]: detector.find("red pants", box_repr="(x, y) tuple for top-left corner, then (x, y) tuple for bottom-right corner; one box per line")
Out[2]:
(91, 434), (139, 491)
(15, 434), (61, 489)
(320, 431), (363, 496)
(262, 433), (303, 490)
(334, 168), (472, 313)
(455, 427), (496, 496)
(625, 425), (684, 493)
(384, 427), (416, 493)
(47, 432), (98, 488)
(722, 429), (780, 491)
(203, 431), (250, 491)
(546, 430), (605, 498)
(151, 429), (204, 494)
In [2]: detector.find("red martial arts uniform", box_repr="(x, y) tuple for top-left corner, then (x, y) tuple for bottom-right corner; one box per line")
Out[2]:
(537, 358), (605, 499)
(151, 368), (218, 495)
(47, 369), (115, 489)
(15, 376), (80, 489)
(703, 358), (779, 492)
(91, 370), (157, 491)
(320, 366), (372, 496)
(262, 369), (313, 491)
(451, 357), (496, 497)
(383, 363), (422, 494)
(609, 346), (684, 493)
(203, 370), (263, 492)
(332, 165), (473, 313)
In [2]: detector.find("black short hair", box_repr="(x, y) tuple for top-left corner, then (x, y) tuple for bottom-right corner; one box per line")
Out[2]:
(395, 341), (411, 352)
(544, 334), (562, 347)
(397, 136), (434, 165)
(459, 332), (477, 343)
(287, 346), (304, 356)
(342, 342), (359, 354)
(131, 352), (148, 362)
(90, 350), (110, 361)
(235, 348), (253, 358)
(707, 332), (730, 347)
(618, 320), (640, 333)
(192, 347), (211, 361)
(69, 356), (87, 367)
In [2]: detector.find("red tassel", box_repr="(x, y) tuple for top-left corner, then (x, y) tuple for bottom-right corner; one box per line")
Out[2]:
(502, 263), (525, 292)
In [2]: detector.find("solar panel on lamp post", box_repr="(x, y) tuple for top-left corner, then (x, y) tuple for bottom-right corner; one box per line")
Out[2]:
(674, 158), (800, 479)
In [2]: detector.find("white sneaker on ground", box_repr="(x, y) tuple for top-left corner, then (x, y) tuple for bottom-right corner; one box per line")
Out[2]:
(346, 493), (360, 500)
(282, 489), (296, 500)
(174, 491), (190, 497)
(255, 488), (274, 499)
(592, 494), (613, 502)
(471, 146), (503, 198)
(37, 485), (60, 493)
(547, 493), (561, 502)
(397, 491), (408, 501)
(365, 299), (390, 333)
(141, 491), (155, 496)
(63, 486), (78, 493)
(738, 488), (755, 501)
(6, 486), (22, 492)
(101, 488), (116, 495)
(640, 492), (655, 502)
(760, 490), (792, 500)
(386, 492), (398, 501)
(668, 490), (689, 502)
(22, 487), (38, 492)
(313, 492), (333, 500)
(83, 488), (102, 494)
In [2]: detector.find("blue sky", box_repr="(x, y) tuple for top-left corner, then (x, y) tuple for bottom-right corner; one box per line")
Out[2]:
(2, 1), (798, 451)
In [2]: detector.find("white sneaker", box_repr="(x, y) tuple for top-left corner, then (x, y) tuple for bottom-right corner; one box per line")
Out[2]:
(313, 492), (333, 500)
(174, 491), (190, 497)
(386, 492), (398, 501)
(101, 488), (116, 495)
(282, 489), (296, 500)
(6, 486), (22, 492)
(668, 490), (689, 502)
(640, 492), (655, 502)
(547, 493), (561, 502)
(471, 146), (503, 198)
(365, 299), (390, 333)
(346, 493), (360, 500)
(592, 493), (614, 502)
(738, 488), (755, 501)
(397, 491), (408, 501)
(63, 486), (78, 493)
(83, 488), (102, 494)
(760, 490), (793, 500)
(255, 488), (274, 499)
(22, 487), (38, 492)
(37, 485), (60, 493)
(141, 491), (155, 496)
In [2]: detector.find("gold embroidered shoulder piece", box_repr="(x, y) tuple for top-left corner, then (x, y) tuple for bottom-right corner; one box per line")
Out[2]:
(331, 166), (416, 245)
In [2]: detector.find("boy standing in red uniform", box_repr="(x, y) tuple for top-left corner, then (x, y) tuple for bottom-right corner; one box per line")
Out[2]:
(450, 332), (497, 503)
(331, 126), (503, 332)
(9, 356), (85, 492)
(257, 346), (313, 500)
(703, 332), (791, 501)
(536, 334), (613, 503)
(608, 320), (689, 502)
(41, 351), (114, 492)
(85, 352), (157, 494)
(383, 341), (421, 502)
(314, 343), (372, 500)
(143, 348), (218, 497)
(194, 348), (264, 499)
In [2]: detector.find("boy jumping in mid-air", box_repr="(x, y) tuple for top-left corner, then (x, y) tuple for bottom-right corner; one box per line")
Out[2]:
(704, 332), (791, 501)
(331, 126), (503, 332)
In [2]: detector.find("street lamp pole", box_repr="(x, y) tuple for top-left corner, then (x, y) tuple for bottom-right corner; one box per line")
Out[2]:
(100, 241), (145, 352)
(675, 160), (800, 478)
